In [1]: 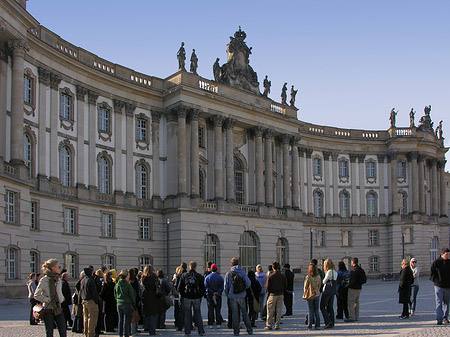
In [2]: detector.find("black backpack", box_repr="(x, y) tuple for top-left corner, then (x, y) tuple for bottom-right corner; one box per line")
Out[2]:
(184, 272), (200, 296)
(341, 270), (350, 289)
(232, 273), (246, 294)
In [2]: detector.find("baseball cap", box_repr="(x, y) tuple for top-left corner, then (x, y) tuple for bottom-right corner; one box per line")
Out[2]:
(211, 264), (218, 271)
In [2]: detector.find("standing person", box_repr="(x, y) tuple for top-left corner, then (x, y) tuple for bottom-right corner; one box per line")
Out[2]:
(264, 261), (287, 331)
(94, 269), (105, 336)
(224, 257), (253, 336)
(255, 265), (267, 320)
(430, 247), (450, 325)
(320, 259), (337, 329)
(100, 271), (117, 332)
(80, 267), (99, 337)
(114, 269), (136, 337)
(172, 265), (185, 331)
(204, 263), (225, 328)
(72, 271), (85, 333)
(247, 270), (262, 328)
(283, 263), (294, 317)
(261, 265), (274, 321)
(27, 273), (39, 325)
(410, 258), (419, 316)
(204, 262), (213, 278)
(156, 269), (171, 329)
(128, 268), (141, 335)
(34, 258), (67, 337)
(179, 261), (206, 336)
(345, 257), (366, 323)
(61, 272), (73, 328)
(142, 265), (160, 335)
(336, 261), (350, 319)
(398, 259), (414, 319)
(302, 263), (321, 330)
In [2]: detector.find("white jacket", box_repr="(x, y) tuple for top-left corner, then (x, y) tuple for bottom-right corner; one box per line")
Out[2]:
(34, 275), (64, 307)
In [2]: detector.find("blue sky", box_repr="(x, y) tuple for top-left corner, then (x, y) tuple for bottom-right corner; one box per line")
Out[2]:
(27, 1), (450, 169)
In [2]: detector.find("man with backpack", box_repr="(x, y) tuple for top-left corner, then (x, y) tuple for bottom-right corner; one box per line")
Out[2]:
(264, 261), (287, 330)
(179, 261), (206, 336)
(224, 257), (253, 336)
(345, 257), (367, 322)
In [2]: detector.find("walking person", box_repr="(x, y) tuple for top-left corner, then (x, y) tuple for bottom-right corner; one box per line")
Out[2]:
(302, 262), (321, 330)
(80, 267), (99, 337)
(246, 270), (262, 328)
(345, 257), (366, 323)
(100, 271), (118, 332)
(204, 263), (225, 328)
(410, 258), (419, 316)
(179, 261), (206, 336)
(336, 261), (350, 319)
(224, 257), (253, 336)
(398, 258), (414, 319)
(27, 273), (39, 325)
(34, 258), (67, 337)
(114, 269), (136, 337)
(264, 261), (287, 331)
(430, 247), (450, 325)
(156, 269), (171, 329)
(282, 264), (294, 317)
(255, 265), (267, 320)
(61, 272), (73, 328)
(320, 259), (337, 329)
(142, 265), (159, 335)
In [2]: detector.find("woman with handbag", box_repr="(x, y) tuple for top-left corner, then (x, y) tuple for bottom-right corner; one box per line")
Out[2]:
(303, 263), (321, 330)
(246, 270), (262, 327)
(34, 258), (67, 337)
(320, 259), (337, 329)
(27, 273), (39, 325)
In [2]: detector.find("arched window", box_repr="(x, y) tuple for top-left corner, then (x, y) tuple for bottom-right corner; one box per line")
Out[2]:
(204, 234), (219, 271)
(60, 146), (72, 187)
(314, 190), (323, 217)
(398, 191), (407, 215)
(367, 192), (378, 217)
(98, 156), (111, 194)
(199, 170), (205, 200)
(6, 247), (19, 279)
(103, 254), (116, 270)
(234, 157), (244, 204)
(276, 237), (289, 267)
(136, 163), (148, 199)
(23, 133), (33, 177)
(139, 255), (153, 271)
(340, 191), (350, 218)
(430, 236), (439, 265)
(64, 252), (78, 279)
(239, 231), (259, 272)
(30, 250), (39, 274)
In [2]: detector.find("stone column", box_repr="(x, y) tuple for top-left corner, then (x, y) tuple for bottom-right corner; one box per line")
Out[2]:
(125, 103), (136, 195)
(358, 154), (366, 216)
(166, 111), (178, 197)
(0, 46), (7, 165)
(76, 86), (88, 187)
(189, 109), (200, 198)
(350, 154), (358, 216)
(225, 118), (236, 202)
(408, 152), (419, 213)
(305, 149), (313, 215)
(113, 99), (124, 193)
(264, 129), (274, 206)
(291, 137), (300, 210)
(37, 68), (50, 178)
(377, 154), (386, 216)
(323, 151), (331, 216)
(212, 115), (224, 200)
(417, 154), (425, 214)
(152, 109), (162, 199)
(389, 152), (398, 215)
(282, 134), (291, 208)
(87, 91), (99, 188)
(254, 127), (264, 205)
(177, 107), (188, 197)
(9, 39), (28, 165)
(438, 159), (447, 217)
(49, 73), (61, 181)
(331, 153), (339, 216)
(431, 158), (438, 216)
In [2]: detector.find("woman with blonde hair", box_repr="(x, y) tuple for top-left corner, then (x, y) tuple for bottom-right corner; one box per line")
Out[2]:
(34, 258), (66, 337)
(303, 263), (321, 330)
(320, 258), (337, 329)
(398, 258), (414, 319)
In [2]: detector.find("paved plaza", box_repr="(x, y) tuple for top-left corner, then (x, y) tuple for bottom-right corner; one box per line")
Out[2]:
(1, 279), (449, 337)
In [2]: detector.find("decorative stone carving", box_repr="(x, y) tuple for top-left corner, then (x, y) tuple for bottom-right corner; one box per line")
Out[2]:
(76, 85), (88, 102)
(96, 150), (113, 164)
(38, 67), (51, 86)
(151, 109), (163, 123)
(305, 148), (313, 159)
(417, 105), (434, 132)
(331, 152), (339, 161)
(262, 75), (271, 97)
(357, 154), (366, 162)
(176, 106), (188, 119)
(214, 27), (260, 95)
(177, 42), (186, 71)
(113, 99), (125, 113)
(87, 91), (99, 105)
(322, 151), (331, 161)
(377, 154), (386, 162)
(124, 103), (136, 116)
(9, 39), (29, 57)
(349, 154), (357, 163)
(50, 73), (61, 90)
(290, 85), (298, 107)
(190, 49), (198, 75)
(407, 151), (418, 162)
(409, 108), (415, 128)
(290, 136), (301, 146)
(213, 58), (221, 82)
(281, 83), (287, 105)
(389, 108), (397, 128)
(209, 115), (224, 128)
(387, 152), (397, 162)
(280, 134), (291, 145)
(223, 118), (236, 130)
(263, 128), (274, 139)
(435, 120), (443, 139)
(252, 126), (264, 137)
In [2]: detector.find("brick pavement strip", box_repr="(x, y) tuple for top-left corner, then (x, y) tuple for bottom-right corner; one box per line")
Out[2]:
(1, 280), (449, 336)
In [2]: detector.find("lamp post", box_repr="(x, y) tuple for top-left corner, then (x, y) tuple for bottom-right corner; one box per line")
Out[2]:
(166, 218), (170, 274)
(310, 228), (313, 260)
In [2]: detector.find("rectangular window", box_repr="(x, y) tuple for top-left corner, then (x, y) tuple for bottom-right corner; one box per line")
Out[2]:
(339, 160), (348, 177)
(313, 158), (322, 175)
(402, 227), (413, 244)
(366, 161), (376, 179)
(136, 118), (147, 142)
(63, 207), (76, 234)
(6, 248), (17, 279)
(235, 171), (244, 204)
(369, 230), (379, 246)
(65, 254), (77, 279)
(139, 217), (151, 240)
(198, 126), (204, 148)
(6, 191), (16, 223)
(101, 213), (114, 238)
(103, 255), (115, 270)
(139, 256), (152, 271)
(24, 75), (33, 105)
(317, 230), (326, 247)
(342, 230), (352, 247)
(370, 256), (379, 272)
(98, 107), (110, 133)
(60, 93), (72, 120)
(30, 251), (38, 274)
(397, 162), (406, 178)
(30, 201), (38, 230)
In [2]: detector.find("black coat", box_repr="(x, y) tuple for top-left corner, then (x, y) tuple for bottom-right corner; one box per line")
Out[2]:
(61, 279), (72, 306)
(100, 281), (117, 314)
(398, 267), (414, 304)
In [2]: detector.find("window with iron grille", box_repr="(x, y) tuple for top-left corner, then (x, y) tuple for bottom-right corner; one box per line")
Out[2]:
(239, 231), (259, 272)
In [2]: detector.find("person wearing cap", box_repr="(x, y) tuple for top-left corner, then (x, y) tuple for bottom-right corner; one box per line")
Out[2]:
(282, 263), (294, 317)
(430, 247), (450, 325)
(410, 258), (419, 316)
(204, 264), (225, 328)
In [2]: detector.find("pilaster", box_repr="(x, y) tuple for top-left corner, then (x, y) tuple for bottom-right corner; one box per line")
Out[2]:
(76, 85), (88, 188)
(264, 128), (274, 206)
(189, 109), (200, 198)
(87, 91), (99, 189)
(254, 127), (264, 205)
(224, 118), (236, 202)
(49, 73), (61, 181)
(152, 108), (163, 200)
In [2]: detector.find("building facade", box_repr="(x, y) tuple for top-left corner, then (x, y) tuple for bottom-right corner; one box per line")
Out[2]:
(0, 0), (449, 297)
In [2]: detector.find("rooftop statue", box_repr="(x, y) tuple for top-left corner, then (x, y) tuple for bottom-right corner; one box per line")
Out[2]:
(177, 42), (186, 71)
(409, 108), (415, 128)
(262, 75), (271, 97)
(389, 108), (397, 128)
(213, 58), (221, 82)
(417, 105), (434, 132)
(214, 27), (260, 94)
(281, 83), (287, 105)
(190, 49), (198, 75)
(436, 120), (443, 139)
(290, 85), (298, 107)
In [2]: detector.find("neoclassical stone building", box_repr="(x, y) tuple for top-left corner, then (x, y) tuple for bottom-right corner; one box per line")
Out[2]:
(0, 0), (449, 297)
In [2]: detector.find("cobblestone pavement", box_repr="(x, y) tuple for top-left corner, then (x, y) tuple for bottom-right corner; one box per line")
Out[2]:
(1, 279), (449, 336)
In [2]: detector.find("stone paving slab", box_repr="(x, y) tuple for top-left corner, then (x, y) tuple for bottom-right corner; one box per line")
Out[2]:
(1, 279), (449, 336)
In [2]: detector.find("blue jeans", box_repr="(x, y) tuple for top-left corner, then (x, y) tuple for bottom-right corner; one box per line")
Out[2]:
(307, 296), (320, 328)
(145, 315), (157, 335)
(43, 311), (67, 337)
(183, 298), (204, 335)
(411, 284), (419, 312)
(320, 293), (335, 325)
(207, 294), (223, 325)
(259, 293), (266, 318)
(117, 304), (132, 337)
(229, 297), (252, 335)
(434, 286), (450, 323)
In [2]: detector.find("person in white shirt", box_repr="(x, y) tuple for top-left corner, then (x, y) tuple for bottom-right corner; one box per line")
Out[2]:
(410, 258), (420, 316)
(320, 259), (338, 329)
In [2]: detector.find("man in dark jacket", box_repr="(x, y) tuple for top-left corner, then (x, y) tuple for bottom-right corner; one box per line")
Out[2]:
(61, 272), (73, 328)
(265, 261), (287, 330)
(80, 267), (99, 337)
(179, 261), (205, 336)
(282, 263), (294, 316)
(204, 264), (224, 327)
(345, 257), (366, 322)
(430, 247), (450, 325)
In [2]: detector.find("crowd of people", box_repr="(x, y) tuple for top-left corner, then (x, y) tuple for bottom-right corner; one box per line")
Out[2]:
(26, 247), (450, 337)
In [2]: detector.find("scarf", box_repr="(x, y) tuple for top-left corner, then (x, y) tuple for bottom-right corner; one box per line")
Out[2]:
(44, 270), (62, 314)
